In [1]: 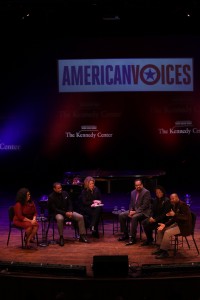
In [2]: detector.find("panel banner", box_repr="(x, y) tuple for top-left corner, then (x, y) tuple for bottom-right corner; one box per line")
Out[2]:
(58, 58), (193, 92)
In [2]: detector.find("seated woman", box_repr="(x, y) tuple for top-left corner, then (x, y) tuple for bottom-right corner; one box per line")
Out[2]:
(80, 176), (103, 238)
(13, 187), (39, 249)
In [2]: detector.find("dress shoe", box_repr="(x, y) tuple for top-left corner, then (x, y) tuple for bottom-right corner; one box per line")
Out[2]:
(59, 236), (64, 247)
(79, 235), (89, 243)
(155, 250), (169, 259)
(125, 237), (136, 246)
(118, 234), (129, 241)
(141, 240), (153, 246)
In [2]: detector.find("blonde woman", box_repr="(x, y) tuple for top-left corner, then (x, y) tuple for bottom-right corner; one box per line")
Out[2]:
(80, 176), (103, 238)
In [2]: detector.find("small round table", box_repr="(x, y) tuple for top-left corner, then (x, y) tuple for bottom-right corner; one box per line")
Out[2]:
(37, 215), (49, 247)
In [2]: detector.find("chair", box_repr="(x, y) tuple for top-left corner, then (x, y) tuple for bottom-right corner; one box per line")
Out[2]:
(173, 211), (199, 256)
(7, 206), (39, 248)
(99, 214), (105, 235)
(7, 206), (25, 248)
(46, 214), (56, 242)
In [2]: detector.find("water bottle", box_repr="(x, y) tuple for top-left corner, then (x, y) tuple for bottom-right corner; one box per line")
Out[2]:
(184, 194), (192, 207)
(112, 206), (118, 214)
(120, 206), (125, 212)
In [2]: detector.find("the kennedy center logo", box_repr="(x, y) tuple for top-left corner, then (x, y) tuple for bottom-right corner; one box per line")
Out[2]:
(65, 125), (113, 139)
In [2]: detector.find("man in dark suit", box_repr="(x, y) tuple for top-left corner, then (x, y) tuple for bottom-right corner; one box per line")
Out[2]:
(152, 193), (192, 258)
(118, 178), (152, 245)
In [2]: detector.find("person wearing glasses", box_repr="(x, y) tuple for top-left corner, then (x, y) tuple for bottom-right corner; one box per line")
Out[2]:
(118, 178), (152, 245)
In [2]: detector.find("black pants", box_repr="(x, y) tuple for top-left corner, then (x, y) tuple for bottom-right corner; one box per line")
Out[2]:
(82, 206), (103, 231)
(141, 218), (158, 242)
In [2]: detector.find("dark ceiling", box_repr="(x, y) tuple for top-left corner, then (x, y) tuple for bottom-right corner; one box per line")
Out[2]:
(1, 0), (200, 39)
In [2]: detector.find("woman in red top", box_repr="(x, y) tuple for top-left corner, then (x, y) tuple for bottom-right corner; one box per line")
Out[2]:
(13, 187), (39, 249)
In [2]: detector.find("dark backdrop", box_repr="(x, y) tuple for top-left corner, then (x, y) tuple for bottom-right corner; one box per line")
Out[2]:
(1, 34), (200, 196)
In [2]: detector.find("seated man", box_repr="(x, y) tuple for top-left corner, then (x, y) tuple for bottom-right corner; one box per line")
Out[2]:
(152, 193), (192, 258)
(48, 182), (88, 246)
(118, 179), (152, 245)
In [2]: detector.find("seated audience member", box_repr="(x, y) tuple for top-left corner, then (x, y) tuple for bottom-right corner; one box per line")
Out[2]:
(80, 176), (103, 238)
(48, 182), (88, 246)
(152, 192), (192, 258)
(141, 185), (172, 246)
(13, 187), (39, 249)
(118, 178), (152, 245)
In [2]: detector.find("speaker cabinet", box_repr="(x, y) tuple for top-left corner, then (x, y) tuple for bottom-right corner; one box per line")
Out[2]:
(93, 255), (129, 277)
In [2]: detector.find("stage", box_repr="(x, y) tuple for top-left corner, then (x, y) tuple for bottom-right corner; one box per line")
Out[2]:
(0, 192), (200, 300)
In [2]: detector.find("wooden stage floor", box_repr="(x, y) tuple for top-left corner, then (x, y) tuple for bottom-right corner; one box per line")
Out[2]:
(1, 193), (200, 300)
